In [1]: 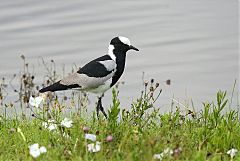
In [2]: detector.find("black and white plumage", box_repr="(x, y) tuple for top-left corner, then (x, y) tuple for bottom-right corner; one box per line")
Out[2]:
(39, 36), (139, 118)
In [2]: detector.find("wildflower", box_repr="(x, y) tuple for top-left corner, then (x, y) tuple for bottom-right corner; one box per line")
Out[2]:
(42, 119), (57, 131)
(163, 147), (173, 155)
(39, 93), (47, 101)
(153, 148), (173, 160)
(83, 126), (89, 133)
(85, 134), (97, 142)
(87, 141), (101, 153)
(29, 96), (43, 108)
(227, 148), (238, 159)
(173, 146), (182, 157)
(29, 143), (47, 158)
(39, 146), (47, 153)
(61, 118), (73, 128)
(153, 153), (163, 160)
(106, 135), (113, 142)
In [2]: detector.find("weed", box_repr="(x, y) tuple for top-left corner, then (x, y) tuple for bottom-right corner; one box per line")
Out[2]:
(0, 56), (239, 161)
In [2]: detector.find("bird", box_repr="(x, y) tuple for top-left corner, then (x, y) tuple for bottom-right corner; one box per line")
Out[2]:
(39, 36), (139, 118)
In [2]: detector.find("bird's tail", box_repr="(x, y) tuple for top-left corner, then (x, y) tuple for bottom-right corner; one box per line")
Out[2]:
(39, 81), (69, 93)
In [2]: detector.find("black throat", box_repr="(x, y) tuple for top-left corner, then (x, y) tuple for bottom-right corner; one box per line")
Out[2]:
(110, 49), (127, 87)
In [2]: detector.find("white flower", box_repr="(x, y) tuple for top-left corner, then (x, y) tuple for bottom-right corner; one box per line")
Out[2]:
(87, 141), (101, 153)
(48, 123), (57, 131)
(227, 148), (238, 158)
(163, 148), (173, 155)
(61, 118), (73, 128)
(153, 148), (173, 160)
(29, 144), (41, 158)
(85, 134), (97, 142)
(39, 146), (47, 153)
(29, 96), (43, 108)
(153, 153), (163, 160)
(29, 143), (47, 158)
(42, 119), (57, 131)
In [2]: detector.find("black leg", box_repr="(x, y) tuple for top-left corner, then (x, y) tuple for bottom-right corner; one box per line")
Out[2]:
(96, 96), (108, 119)
(96, 100), (100, 118)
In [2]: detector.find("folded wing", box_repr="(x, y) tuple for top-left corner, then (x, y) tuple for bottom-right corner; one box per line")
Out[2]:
(39, 55), (116, 93)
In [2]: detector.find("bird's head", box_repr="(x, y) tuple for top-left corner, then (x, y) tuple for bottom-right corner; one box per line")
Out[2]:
(108, 36), (139, 61)
(111, 36), (139, 52)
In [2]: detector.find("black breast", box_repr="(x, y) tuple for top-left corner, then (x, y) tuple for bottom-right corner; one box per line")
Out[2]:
(110, 52), (126, 87)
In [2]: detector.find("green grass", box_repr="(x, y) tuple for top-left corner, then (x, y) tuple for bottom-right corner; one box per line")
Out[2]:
(0, 89), (240, 161)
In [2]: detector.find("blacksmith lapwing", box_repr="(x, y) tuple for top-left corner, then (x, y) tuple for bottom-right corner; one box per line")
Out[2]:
(39, 36), (139, 118)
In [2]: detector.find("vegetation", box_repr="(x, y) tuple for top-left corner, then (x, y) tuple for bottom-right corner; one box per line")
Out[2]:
(0, 56), (239, 161)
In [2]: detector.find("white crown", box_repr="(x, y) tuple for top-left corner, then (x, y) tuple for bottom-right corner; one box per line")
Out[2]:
(119, 36), (131, 46)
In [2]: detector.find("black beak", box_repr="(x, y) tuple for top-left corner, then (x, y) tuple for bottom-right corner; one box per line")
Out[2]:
(129, 45), (139, 51)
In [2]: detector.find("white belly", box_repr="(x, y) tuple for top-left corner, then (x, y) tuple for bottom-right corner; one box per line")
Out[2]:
(86, 80), (111, 94)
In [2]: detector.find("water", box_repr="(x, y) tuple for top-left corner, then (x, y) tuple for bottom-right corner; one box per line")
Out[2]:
(0, 0), (238, 113)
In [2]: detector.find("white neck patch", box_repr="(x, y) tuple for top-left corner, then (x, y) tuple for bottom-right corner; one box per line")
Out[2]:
(119, 36), (131, 46)
(107, 44), (116, 61)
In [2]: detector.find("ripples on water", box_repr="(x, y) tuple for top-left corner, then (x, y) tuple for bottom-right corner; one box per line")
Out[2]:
(0, 0), (238, 112)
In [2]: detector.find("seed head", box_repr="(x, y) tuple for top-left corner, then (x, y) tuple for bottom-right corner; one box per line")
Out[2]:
(95, 130), (100, 135)
(150, 92), (153, 98)
(23, 80), (28, 85)
(166, 79), (171, 85)
(144, 81), (148, 87)
(188, 110), (193, 115)
(151, 79), (154, 84)
(20, 55), (25, 60)
(150, 86), (154, 92)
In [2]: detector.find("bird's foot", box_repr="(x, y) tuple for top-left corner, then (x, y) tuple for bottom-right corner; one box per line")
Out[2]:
(96, 97), (108, 119)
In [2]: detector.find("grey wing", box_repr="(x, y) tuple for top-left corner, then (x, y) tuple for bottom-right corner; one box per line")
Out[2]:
(60, 60), (116, 90)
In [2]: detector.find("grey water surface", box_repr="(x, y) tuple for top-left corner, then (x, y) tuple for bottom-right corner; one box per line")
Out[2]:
(0, 0), (238, 113)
